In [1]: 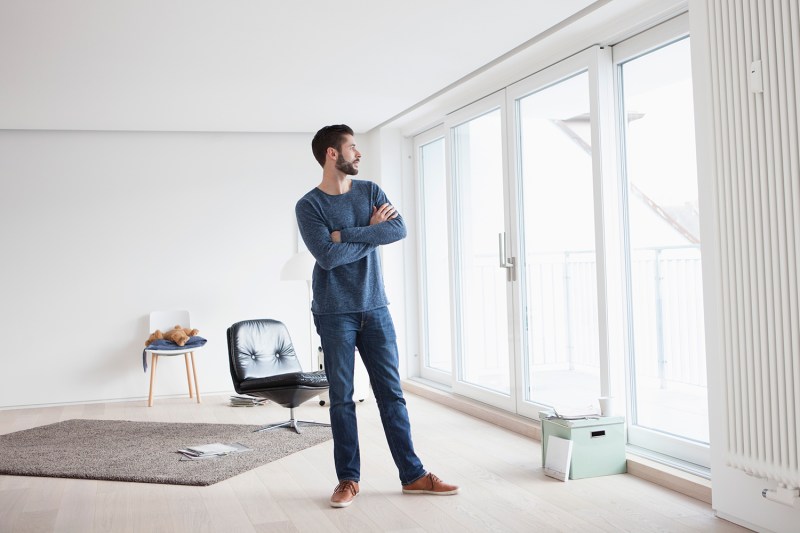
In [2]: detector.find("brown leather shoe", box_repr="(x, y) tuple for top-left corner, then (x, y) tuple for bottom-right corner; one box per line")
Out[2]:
(402, 473), (459, 495)
(330, 480), (359, 508)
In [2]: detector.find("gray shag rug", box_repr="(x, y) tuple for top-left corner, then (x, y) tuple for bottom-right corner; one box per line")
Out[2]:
(0, 419), (332, 486)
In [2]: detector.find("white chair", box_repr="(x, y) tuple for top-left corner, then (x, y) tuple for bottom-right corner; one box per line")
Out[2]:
(144, 310), (203, 407)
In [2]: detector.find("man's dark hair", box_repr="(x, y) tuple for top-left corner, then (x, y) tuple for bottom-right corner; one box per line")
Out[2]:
(312, 124), (354, 167)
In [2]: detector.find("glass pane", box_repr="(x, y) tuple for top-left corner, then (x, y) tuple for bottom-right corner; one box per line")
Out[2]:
(452, 109), (510, 395)
(621, 37), (708, 443)
(419, 137), (452, 373)
(516, 71), (601, 412)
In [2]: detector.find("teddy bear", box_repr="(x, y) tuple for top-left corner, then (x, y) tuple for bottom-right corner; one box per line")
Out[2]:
(144, 325), (200, 347)
(162, 325), (200, 346)
(161, 327), (189, 346)
(179, 326), (200, 338)
(144, 330), (164, 347)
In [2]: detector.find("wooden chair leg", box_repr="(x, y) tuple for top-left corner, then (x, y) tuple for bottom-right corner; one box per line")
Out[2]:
(148, 354), (159, 407)
(184, 353), (194, 398)
(190, 351), (201, 404)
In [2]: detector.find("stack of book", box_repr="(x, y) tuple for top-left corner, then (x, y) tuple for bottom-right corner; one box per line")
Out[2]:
(229, 395), (268, 407)
(177, 442), (250, 461)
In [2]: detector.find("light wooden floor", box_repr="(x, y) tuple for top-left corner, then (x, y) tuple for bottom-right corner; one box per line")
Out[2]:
(0, 392), (748, 533)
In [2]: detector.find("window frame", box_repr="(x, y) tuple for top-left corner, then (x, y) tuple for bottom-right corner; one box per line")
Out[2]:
(504, 47), (614, 420)
(444, 90), (517, 411)
(413, 124), (452, 386)
(612, 12), (710, 469)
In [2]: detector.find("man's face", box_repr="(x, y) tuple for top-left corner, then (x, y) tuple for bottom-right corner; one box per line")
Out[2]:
(334, 134), (361, 175)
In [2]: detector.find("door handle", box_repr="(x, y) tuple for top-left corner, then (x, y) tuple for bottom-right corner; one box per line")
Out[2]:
(498, 233), (516, 281)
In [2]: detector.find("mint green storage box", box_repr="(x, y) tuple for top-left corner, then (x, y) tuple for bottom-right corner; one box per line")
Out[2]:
(539, 411), (627, 479)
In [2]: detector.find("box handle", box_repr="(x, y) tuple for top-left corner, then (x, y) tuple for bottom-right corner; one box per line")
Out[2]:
(591, 430), (606, 438)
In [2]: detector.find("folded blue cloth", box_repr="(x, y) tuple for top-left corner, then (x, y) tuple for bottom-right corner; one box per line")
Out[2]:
(142, 336), (207, 372)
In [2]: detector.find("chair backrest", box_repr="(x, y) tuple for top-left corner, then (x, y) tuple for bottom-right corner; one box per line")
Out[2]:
(227, 319), (303, 385)
(150, 310), (191, 332)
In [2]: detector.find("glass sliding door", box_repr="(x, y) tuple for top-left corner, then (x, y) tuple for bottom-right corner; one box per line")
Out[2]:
(415, 127), (452, 382)
(447, 92), (514, 408)
(614, 15), (709, 467)
(507, 52), (603, 417)
(411, 18), (710, 474)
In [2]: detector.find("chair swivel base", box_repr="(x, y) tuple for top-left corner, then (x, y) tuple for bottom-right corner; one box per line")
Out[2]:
(254, 407), (331, 434)
(255, 419), (331, 434)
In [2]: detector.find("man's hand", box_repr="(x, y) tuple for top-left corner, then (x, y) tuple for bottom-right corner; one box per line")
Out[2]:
(330, 230), (341, 243)
(370, 203), (398, 225)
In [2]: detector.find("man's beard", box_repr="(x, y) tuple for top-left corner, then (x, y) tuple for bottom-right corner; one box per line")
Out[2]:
(335, 153), (359, 175)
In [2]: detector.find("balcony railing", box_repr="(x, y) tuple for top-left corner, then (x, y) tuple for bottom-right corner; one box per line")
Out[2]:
(472, 245), (706, 387)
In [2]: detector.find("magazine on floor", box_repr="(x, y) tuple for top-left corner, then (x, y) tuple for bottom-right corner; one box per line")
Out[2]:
(177, 442), (251, 460)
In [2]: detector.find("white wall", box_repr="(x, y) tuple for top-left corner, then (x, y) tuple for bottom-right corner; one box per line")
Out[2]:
(0, 130), (321, 407)
(371, 127), (411, 377)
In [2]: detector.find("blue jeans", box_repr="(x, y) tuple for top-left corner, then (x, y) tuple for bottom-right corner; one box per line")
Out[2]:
(314, 306), (425, 485)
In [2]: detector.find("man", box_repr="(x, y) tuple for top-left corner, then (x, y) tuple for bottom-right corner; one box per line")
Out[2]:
(295, 124), (459, 508)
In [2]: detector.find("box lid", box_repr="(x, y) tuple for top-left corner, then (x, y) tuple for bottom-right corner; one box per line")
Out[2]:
(539, 410), (625, 427)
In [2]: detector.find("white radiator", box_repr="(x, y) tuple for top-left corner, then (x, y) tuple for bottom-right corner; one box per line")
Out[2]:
(705, 0), (800, 489)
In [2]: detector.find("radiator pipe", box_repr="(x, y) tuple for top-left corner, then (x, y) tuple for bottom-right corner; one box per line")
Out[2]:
(761, 485), (800, 507)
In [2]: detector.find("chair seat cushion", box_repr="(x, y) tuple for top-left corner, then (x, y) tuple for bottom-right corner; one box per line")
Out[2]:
(146, 336), (207, 351)
(239, 370), (328, 392)
(142, 336), (207, 372)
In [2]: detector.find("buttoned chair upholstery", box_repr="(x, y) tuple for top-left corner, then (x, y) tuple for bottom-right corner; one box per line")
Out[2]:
(227, 319), (330, 433)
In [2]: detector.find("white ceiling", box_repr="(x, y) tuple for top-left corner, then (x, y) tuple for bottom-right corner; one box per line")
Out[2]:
(0, 0), (599, 133)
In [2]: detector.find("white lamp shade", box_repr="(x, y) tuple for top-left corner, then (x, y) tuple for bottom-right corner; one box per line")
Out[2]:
(280, 250), (316, 281)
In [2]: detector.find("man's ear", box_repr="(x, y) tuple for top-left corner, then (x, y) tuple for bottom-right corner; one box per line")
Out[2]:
(326, 146), (338, 160)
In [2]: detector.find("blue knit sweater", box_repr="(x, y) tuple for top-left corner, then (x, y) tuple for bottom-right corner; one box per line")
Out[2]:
(295, 179), (407, 314)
